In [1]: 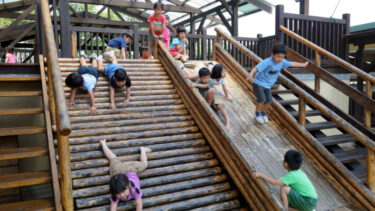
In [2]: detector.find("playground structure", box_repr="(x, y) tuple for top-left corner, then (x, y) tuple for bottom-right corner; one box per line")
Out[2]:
(0, 0), (375, 210)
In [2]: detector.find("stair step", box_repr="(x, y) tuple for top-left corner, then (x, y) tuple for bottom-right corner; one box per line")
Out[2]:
(0, 74), (41, 81)
(0, 126), (46, 136)
(61, 75), (170, 82)
(333, 148), (367, 163)
(64, 89), (177, 98)
(305, 121), (337, 131)
(351, 163), (366, 184)
(0, 171), (51, 189)
(57, 58), (159, 64)
(72, 94), (179, 105)
(277, 99), (299, 105)
(0, 91), (42, 97)
(0, 147), (47, 160)
(289, 110), (322, 118)
(64, 85), (174, 92)
(317, 134), (357, 146)
(0, 108), (44, 115)
(189, 200), (241, 211)
(0, 198), (54, 211)
(271, 89), (295, 94)
(60, 67), (165, 73)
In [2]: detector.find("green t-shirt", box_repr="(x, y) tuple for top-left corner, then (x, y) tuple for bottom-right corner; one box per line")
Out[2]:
(281, 169), (318, 199)
(196, 79), (214, 97)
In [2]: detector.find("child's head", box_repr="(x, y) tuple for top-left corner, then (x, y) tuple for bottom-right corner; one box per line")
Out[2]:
(109, 174), (140, 200)
(141, 46), (149, 57)
(65, 73), (83, 88)
(271, 44), (287, 64)
(6, 47), (14, 54)
(114, 69), (129, 87)
(123, 33), (133, 44)
(210, 64), (226, 81)
(283, 150), (303, 171)
(198, 67), (211, 84)
(153, 2), (164, 15)
(165, 15), (170, 22)
(176, 26), (187, 40)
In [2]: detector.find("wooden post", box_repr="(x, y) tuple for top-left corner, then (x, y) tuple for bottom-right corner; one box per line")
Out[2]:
(314, 51), (321, 93)
(154, 40), (158, 59)
(57, 134), (73, 211)
(342, 13), (350, 60)
(298, 97), (306, 127)
(46, 56), (56, 126)
(134, 24), (140, 59)
(275, 5), (285, 42)
(231, 0), (239, 36)
(59, 0), (71, 57)
(356, 44), (364, 93)
(364, 80), (372, 128)
(212, 33), (221, 61)
(202, 30), (207, 60)
(367, 149), (375, 193)
(70, 32), (77, 58)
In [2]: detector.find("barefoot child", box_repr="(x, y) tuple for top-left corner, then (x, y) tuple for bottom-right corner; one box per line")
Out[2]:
(100, 139), (151, 211)
(105, 33), (133, 59)
(252, 150), (318, 211)
(99, 51), (131, 110)
(148, 2), (167, 58)
(65, 52), (99, 114)
(169, 26), (189, 63)
(247, 44), (308, 124)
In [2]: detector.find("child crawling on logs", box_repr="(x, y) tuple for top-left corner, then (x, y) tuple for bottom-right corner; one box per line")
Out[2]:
(100, 139), (151, 211)
(98, 51), (131, 110)
(252, 150), (318, 211)
(65, 51), (99, 114)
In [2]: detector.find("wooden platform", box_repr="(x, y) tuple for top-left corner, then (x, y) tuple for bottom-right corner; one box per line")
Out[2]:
(186, 61), (354, 210)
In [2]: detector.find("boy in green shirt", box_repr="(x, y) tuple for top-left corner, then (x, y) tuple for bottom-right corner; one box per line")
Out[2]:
(252, 150), (317, 211)
(189, 67), (216, 105)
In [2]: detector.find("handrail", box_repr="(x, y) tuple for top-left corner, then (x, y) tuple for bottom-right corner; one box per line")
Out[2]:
(280, 25), (375, 84)
(156, 40), (282, 210)
(214, 27), (375, 208)
(40, 0), (73, 210)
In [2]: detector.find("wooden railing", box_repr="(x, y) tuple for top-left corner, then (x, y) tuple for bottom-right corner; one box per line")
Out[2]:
(280, 25), (375, 130)
(214, 27), (375, 209)
(40, 0), (73, 210)
(155, 40), (282, 210)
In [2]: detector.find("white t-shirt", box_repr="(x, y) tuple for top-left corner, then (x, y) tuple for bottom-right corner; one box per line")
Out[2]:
(82, 74), (97, 91)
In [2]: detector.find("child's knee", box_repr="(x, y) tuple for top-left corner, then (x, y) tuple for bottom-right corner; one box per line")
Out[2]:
(280, 185), (290, 195)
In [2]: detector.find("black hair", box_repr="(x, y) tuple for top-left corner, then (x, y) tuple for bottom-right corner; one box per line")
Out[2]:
(198, 67), (211, 77)
(114, 69), (131, 87)
(177, 26), (187, 34)
(153, 2), (164, 10)
(272, 44), (287, 55)
(123, 33), (133, 40)
(6, 47), (14, 53)
(165, 15), (170, 21)
(65, 73), (83, 88)
(109, 174), (140, 201)
(210, 64), (223, 79)
(141, 46), (149, 51)
(284, 150), (303, 170)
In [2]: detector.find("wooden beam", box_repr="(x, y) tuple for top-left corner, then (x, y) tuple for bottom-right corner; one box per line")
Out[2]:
(217, 11), (231, 32)
(245, 0), (273, 14)
(59, 0), (71, 57)
(8, 23), (36, 48)
(109, 6), (147, 22)
(219, 0), (233, 15)
(197, 16), (207, 34)
(0, 11), (35, 20)
(70, 17), (148, 27)
(92, 6), (107, 19)
(69, 5), (79, 17)
(111, 8), (126, 22)
(0, 4), (36, 40)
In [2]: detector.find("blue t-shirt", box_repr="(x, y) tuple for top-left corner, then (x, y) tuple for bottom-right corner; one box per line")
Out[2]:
(169, 38), (186, 50)
(253, 57), (291, 89)
(108, 37), (127, 49)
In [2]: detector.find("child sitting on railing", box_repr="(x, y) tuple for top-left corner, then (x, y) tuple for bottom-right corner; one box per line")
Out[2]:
(247, 44), (308, 124)
(98, 51), (131, 110)
(65, 51), (99, 114)
(169, 26), (189, 63)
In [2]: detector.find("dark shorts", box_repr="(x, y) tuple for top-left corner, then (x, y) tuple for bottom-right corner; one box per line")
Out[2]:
(253, 83), (272, 103)
(288, 188), (317, 211)
(78, 66), (99, 79)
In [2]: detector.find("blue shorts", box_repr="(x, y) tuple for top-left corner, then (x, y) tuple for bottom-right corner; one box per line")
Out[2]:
(104, 64), (124, 79)
(78, 66), (99, 79)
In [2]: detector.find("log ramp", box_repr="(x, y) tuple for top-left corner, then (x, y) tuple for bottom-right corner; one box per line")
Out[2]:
(58, 56), (279, 210)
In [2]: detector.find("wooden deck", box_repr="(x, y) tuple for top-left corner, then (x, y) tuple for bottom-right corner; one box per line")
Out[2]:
(185, 61), (354, 210)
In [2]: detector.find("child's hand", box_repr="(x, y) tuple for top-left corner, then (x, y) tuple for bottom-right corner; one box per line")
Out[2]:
(153, 35), (159, 40)
(226, 96), (233, 103)
(90, 106), (96, 114)
(247, 73), (254, 81)
(124, 99), (130, 106)
(303, 61), (309, 67)
(68, 101), (75, 108)
(189, 83), (196, 88)
(110, 103), (117, 110)
(99, 139), (106, 145)
(252, 171), (262, 179)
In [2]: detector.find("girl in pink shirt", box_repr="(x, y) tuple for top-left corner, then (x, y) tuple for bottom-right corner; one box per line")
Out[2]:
(100, 139), (151, 211)
(5, 48), (16, 63)
(163, 15), (171, 49)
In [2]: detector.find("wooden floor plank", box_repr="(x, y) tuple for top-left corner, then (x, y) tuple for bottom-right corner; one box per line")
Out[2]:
(0, 108), (44, 115)
(0, 126), (46, 136)
(0, 91), (42, 97)
(0, 147), (47, 161)
(317, 134), (357, 146)
(0, 198), (54, 211)
(0, 171), (51, 189)
(305, 121), (337, 131)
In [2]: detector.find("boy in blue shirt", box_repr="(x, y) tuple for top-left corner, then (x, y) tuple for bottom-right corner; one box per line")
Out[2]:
(252, 150), (318, 211)
(105, 33), (133, 59)
(247, 44), (308, 124)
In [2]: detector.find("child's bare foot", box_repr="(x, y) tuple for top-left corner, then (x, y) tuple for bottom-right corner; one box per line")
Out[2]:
(100, 139), (106, 146)
(225, 122), (231, 131)
(140, 147), (152, 153)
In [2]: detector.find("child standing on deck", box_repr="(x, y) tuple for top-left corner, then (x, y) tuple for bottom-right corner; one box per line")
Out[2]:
(99, 51), (131, 110)
(148, 2), (167, 58)
(247, 44), (308, 124)
(105, 33), (133, 60)
(169, 26), (189, 63)
(65, 52), (99, 114)
(252, 150), (318, 211)
(100, 139), (151, 211)
(5, 48), (16, 63)
(163, 15), (171, 49)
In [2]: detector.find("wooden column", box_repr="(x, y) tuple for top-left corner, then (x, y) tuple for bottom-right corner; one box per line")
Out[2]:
(314, 51), (321, 93)
(190, 13), (195, 34)
(364, 80), (372, 128)
(212, 33), (221, 61)
(356, 44), (364, 92)
(275, 5), (285, 42)
(70, 32), (77, 58)
(133, 24), (140, 59)
(342, 13), (350, 59)
(299, 0), (309, 15)
(298, 97), (306, 127)
(59, 0), (71, 57)
(367, 149), (375, 193)
(231, 0), (239, 36)
(202, 30), (207, 60)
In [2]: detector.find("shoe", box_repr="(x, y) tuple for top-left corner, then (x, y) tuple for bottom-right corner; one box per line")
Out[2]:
(255, 112), (264, 124)
(97, 55), (103, 61)
(80, 51), (87, 59)
(104, 51), (115, 58)
(90, 53), (97, 60)
(204, 61), (214, 67)
(261, 111), (269, 123)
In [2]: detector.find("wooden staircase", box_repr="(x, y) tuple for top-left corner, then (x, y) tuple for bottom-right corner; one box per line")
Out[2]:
(0, 63), (61, 210)
(58, 58), (248, 210)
